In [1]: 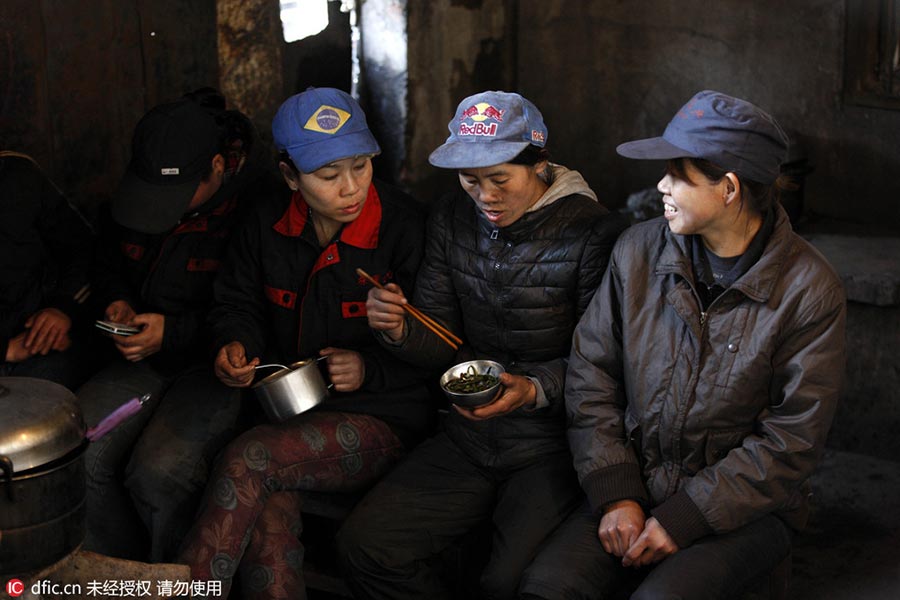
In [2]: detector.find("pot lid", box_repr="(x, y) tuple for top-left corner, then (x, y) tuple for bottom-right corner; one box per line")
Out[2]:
(0, 377), (86, 473)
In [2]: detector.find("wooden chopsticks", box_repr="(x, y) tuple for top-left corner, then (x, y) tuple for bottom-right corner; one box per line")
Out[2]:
(356, 268), (463, 351)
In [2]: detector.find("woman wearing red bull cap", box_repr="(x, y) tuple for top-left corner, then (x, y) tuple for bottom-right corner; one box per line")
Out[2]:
(518, 91), (846, 599)
(337, 90), (627, 599)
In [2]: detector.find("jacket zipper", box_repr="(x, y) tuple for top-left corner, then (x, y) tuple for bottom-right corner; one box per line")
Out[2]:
(667, 282), (709, 496)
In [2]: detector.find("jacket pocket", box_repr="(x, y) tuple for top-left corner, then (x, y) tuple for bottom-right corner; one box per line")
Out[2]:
(341, 301), (367, 318)
(703, 428), (748, 466)
(624, 410), (643, 462)
(264, 285), (297, 309)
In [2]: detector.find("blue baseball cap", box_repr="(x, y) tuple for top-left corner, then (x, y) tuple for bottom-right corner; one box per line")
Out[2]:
(616, 90), (788, 184)
(428, 91), (548, 169)
(272, 87), (380, 173)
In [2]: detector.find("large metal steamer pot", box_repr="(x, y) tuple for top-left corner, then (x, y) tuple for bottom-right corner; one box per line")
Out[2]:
(251, 358), (331, 422)
(0, 377), (87, 575)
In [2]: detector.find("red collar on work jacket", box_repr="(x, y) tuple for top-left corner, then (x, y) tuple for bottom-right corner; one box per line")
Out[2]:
(273, 183), (381, 250)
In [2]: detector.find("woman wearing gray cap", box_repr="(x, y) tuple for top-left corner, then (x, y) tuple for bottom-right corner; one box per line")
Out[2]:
(337, 90), (626, 599)
(519, 91), (846, 599)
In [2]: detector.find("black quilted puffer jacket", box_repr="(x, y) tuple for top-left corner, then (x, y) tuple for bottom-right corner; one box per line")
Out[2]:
(385, 167), (627, 466)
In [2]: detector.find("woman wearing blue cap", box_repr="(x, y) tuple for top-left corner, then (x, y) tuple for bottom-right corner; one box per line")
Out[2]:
(337, 91), (626, 599)
(519, 91), (846, 599)
(177, 87), (432, 599)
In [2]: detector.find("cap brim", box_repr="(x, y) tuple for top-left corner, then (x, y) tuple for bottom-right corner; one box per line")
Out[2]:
(428, 140), (531, 169)
(111, 169), (198, 234)
(616, 136), (695, 161)
(288, 129), (381, 173)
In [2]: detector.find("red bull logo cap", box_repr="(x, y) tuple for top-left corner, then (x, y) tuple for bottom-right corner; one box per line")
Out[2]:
(272, 87), (381, 173)
(616, 90), (788, 184)
(429, 90), (548, 169)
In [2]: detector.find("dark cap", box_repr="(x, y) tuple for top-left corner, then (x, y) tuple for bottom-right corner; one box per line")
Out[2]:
(616, 90), (788, 184)
(272, 87), (380, 173)
(112, 99), (223, 233)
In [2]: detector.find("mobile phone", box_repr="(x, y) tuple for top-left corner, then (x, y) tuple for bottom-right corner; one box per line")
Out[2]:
(95, 320), (141, 336)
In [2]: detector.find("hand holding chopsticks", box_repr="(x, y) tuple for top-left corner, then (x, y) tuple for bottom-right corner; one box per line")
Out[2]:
(356, 268), (463, 351)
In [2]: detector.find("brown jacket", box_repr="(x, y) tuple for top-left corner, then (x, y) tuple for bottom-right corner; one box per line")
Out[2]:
(566, 205), (846, 548)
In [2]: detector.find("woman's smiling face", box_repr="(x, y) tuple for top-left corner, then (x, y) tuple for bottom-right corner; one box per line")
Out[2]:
(457, 161), (548, 228)
(657, 160), (729, 238)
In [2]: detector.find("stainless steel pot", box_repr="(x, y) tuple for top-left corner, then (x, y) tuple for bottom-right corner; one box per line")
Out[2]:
(0, 377), (148, 575)
(0, 377), (86, 575)
(252, 358), (331, 422)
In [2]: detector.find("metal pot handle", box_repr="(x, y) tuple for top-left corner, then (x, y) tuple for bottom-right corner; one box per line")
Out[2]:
(0, 454), (14, 501)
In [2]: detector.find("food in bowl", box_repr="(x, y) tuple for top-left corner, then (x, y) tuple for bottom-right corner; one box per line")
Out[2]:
(439, 359), (505, 408)
(444, 365), (500, 394)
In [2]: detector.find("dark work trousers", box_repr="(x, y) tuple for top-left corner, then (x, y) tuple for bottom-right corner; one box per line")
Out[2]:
(519, 502), (793, 600)
(1, 348), (94, 390)
(0, 329), (110, 391)
(337, 430), (583, 600)
(79, 360), (246, 561)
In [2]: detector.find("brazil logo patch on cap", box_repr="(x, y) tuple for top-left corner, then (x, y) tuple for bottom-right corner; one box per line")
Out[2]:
(304, 105), (351, 134)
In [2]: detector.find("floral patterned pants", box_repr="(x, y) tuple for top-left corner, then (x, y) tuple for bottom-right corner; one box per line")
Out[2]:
(178, 410), (405, 599)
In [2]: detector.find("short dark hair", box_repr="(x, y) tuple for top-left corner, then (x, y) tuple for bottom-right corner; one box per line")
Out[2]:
(278, 150), (299, 175)
(194, 110), (255, 181)
(508, 144), (553, 183)
(180, 86), (256, 182)
(508, 144), (550, 167)
(665, 157), (791, 215)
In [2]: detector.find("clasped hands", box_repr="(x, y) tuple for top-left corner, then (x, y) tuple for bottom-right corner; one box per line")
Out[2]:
(5, 307), (73, 362)
(599, 499), (678, 568)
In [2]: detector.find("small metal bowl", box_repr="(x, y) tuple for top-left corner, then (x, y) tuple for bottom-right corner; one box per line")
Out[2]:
(439, 360), (505, 408)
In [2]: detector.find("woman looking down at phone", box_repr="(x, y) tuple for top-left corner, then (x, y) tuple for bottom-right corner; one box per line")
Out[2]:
(77, 89), (265, 562)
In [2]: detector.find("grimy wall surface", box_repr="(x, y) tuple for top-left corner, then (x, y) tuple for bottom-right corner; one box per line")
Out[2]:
(406, 0), (518, 201)
(0, 0), (357, 213)
(4, 1), (898, 225)
(519, 1), (900, 227)
(0, 0), (219, 214)
(406, 0), (900, 228)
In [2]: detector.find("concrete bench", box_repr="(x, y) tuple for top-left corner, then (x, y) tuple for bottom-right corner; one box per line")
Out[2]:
(803, 234), (900, 461)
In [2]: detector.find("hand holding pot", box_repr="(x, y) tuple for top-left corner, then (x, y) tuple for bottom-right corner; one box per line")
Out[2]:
(215, 341), (259, 387)
(319, 347), (365, 392)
